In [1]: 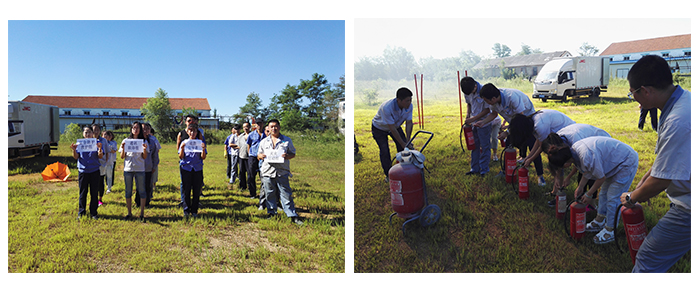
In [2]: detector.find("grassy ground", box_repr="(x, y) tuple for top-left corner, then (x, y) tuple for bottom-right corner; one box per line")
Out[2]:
(8, 131), (344, 273)
(354, 81), (690, 273)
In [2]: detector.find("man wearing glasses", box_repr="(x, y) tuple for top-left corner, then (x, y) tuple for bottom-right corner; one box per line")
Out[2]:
(621, 55), (691, 272)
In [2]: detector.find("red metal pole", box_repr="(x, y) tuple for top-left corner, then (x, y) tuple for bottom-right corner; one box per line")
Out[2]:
(414, 74), (421, 127)
(458, 71), (463, 125)
(420, 74), (424, 129)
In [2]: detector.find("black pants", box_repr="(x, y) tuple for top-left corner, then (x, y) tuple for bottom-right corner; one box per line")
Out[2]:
(247, 156), (260, 198)
(521, 135), (544, 176)
(639, 108), (658, 131)
(371, 124), (407, 177)
(239, 157), (248, 190)
(180, 168), (203, 214)
(226, 153), (232, 179)
(78, 170), (101, 216)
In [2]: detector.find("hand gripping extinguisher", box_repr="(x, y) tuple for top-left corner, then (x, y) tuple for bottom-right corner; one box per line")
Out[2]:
(517, 166), (529, 200)
(614, 203), (648, 265)
(504, 147), (517, 184)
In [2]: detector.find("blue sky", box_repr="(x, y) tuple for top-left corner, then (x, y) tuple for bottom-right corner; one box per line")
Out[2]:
(8, 20), (345, 118)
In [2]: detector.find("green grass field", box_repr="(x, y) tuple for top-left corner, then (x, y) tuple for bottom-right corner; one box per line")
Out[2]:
(8, 131), (344, 273)
(354, 79), (690, 273)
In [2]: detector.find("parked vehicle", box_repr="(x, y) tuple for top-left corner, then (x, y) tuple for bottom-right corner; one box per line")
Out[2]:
(532, 56), (610, 102)
(8, 101), (60, 158)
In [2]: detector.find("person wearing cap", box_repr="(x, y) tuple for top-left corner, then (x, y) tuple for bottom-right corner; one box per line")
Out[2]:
(371, 87), (414, 181)
(621, 54), (691, 272)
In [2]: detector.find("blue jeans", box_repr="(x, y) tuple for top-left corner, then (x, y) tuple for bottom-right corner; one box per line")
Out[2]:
(632, 203), (691, 272)
(597, 165), (637, 229)
(229, 155), (239, 184)
(263, 175), (298, 217)
(124, 171), (146, 199)
(470, 126), (491, 174)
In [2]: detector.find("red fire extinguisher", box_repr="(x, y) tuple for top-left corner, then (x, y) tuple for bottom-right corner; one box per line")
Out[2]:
(463, 124), (475, 150)
(389, 151), (425, 217)
(518, 167), (529, 200)
(555, 190), (567, 220)
(569, 201), (586, 240)
(504, 147), (517, 183)
(618, 203), (648, 265)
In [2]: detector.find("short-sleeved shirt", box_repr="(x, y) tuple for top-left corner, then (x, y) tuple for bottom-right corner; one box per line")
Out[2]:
(148, 135), (161, 167)
(651, 86), (691, 209)
(532, 109), (576, 142)
(224, 134), (239, 156)
(238, 132), (250, 159)
(77, 140), (105, 173)
(96, 136), (109, 167)
(571, 137), (638, 182)
(107, 140), (118, 165)
(556, 123), (611, 147)
(120, 138), (149, 173)
(464, 81), (495, 129)
(371, 98), (413, 132)
(247, 130), (266, 157)
(179, 138), (206, 172)
(144, 135), (160, 172)
(489, 88), (536, 122)
(258, 134), (296, 178)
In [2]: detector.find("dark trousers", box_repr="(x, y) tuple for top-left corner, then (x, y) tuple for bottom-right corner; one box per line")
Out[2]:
(136, 171), (153, 206)
(78, 170), (101, 216)
(247, 156), (261, 198)
(226, 153), (232, 179)
(521, 135), (544, 176)
(98, 174), (105, 199)
(239, 157), (248, 190)
(372, 124), (407, 177)
(639, 108), (658, 131)
(180, 167), (203, 214)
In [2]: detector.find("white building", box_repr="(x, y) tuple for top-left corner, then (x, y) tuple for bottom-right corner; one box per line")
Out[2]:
(22, 95), (217, 133)
(600, 34), (691, 79)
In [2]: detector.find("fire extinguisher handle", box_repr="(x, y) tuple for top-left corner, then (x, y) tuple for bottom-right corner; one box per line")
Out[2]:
(407, 130), (434, 153)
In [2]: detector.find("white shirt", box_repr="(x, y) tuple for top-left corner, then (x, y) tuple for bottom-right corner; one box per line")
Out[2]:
(489, 88), (536, 122)
(556, 124), (611, 147)
(532, 109), (576, 142)
(258, 134), (296, 178)
(571, 137), (638, 182)
(652, 86), (691, 209)
(372, 98), (413, 132)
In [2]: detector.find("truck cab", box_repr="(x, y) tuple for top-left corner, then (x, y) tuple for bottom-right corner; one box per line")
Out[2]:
(532, 58), (574, 102)
(533, 57), (609, 102)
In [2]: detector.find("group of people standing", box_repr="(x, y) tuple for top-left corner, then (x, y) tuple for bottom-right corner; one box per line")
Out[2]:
(223, 119), (303, 225)
(74, 114), (302, 226)
(371, 55), (690, 273)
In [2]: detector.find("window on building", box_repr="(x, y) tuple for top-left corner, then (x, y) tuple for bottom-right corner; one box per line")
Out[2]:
(83, 110), (91, 115)
(103, 111), (110, 116)
(623, 56), (630, 61)
(662, 52), (670, 58)
(121, 111), (129, 116)
(63, 110), (71, 115)
(684, 51), (691, 57)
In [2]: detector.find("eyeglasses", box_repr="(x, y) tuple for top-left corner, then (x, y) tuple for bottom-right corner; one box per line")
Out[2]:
(628, 87), (642, 99)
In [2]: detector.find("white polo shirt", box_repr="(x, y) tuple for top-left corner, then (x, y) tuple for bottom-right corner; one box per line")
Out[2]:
(532, 109), (576, 142)
(372, 98), (413, 132)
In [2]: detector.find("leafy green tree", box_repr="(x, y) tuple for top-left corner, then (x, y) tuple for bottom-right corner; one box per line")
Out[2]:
(234, 92), (267, 124)
(141, 88), (174, 142)
(492, 43), (511, 58)
(299, 73), (331, 129)
(579, 42), (599, 56)
(321, 75), (345, 131)
(60, 123), (83, 144)
(382, 46), (417, 80)
(516, 43), (543, 56)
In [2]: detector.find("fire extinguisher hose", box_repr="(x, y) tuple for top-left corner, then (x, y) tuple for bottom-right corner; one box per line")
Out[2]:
(613, 204), (625, 254)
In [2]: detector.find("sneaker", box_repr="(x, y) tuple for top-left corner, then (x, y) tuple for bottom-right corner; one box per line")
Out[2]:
(123, 214), (133, 221)
(191, 213), (198, 218)
(465, 171), (479, 176)
(258, 205), (265, 211)
(139, 215), (145, 222)
(492, 157), (499, 162)
(106, 189), (111, 194)
(92, 215), (99, 220)
(291, 216), (304, 226)
(547, 199), (556, 207)
(98, 201), (103, 207)
(538, 176), (546, 186)
(384, 176), (389, 183)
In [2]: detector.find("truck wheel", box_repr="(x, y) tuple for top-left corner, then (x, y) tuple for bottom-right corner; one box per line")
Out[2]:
(561, 93), (567, 102)
(40, 145), (51, 157)
(591, 87), (600, 98)
(541, 98), (547, 102)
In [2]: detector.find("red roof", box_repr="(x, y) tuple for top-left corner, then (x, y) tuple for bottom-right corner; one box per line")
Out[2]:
(22, 95), (211, 111)
(600, 34), (691, 56)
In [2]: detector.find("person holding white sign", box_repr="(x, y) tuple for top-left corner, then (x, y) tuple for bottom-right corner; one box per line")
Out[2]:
(179, 123), (207, 217)
(70, 126), (104, 220)
(119, 122), (149, 222)
(257, 119), (302, 225)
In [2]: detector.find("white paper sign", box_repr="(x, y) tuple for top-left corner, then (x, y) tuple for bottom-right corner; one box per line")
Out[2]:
(184, 139), (203, 153)
(123, 139), (145, 153)
(264, 147), (285, 163)
(76, 138), (98, 152)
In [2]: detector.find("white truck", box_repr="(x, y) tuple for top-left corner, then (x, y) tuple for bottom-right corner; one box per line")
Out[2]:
(532, 56), (610, 102)
(8, 101), (60, 158)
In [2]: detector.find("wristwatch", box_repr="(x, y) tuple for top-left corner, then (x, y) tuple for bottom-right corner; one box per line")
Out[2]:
(625, 193), (635, 204)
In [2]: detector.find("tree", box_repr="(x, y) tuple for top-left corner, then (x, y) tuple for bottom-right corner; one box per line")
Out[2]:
(579, 42), (599, 56)
(516, 43), (543, 56)
(381, 46), (417, 80)
(492, 43), (511, 58)
(141, 88), (173, 142)
(234, 92), (266, 124)
(321, 75), (345, 131)
(299, 73), (331, 130)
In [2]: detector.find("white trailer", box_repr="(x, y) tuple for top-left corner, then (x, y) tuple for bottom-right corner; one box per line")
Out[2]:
(8, 101), (60, 158)
(532, 56), (610, 102)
